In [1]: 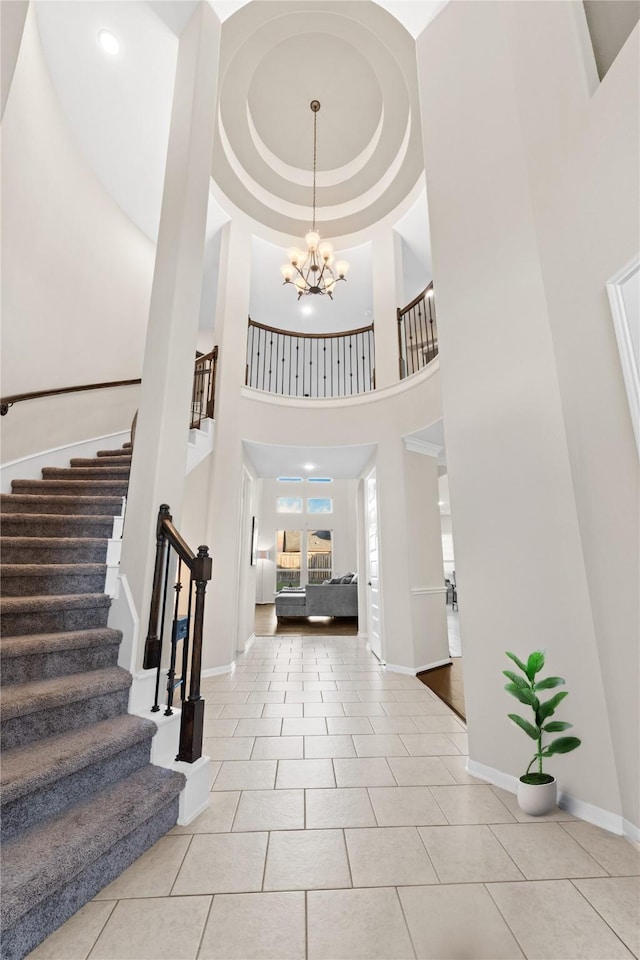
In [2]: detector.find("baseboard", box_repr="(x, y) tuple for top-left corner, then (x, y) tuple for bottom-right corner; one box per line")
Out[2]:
(384, 660), (451, 676)
(466, 758), (638, 839)
(202, 662), (235, 678)
(415, 658), (452, 673)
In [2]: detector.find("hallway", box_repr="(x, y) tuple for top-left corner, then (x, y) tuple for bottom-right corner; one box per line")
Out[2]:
(29, 636), (639, 959)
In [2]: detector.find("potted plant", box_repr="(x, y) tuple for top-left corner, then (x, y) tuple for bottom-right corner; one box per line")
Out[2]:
(504, 650), (581, 815)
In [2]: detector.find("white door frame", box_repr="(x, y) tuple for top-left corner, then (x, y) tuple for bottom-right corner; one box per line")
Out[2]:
(365, 466), (384, 663)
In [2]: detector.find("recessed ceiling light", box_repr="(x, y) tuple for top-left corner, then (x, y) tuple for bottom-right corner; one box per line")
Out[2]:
(301, 305), (313, 316)
(98, 30), (120, 56)
(303, 463), (315, 471)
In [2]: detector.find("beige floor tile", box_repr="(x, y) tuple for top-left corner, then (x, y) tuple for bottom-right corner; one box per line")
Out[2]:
(336, 681), (372, 690)
(303, 702), (346, 717)
(27, 901), (116, 960)
(94, 836), (191, 899)
(490, 822), (609, 879)
(207, 691), (250, 704)
(203, 718), (238, 738)
(198, 891), (306, 959)
(334, 758), (396, 787)
(327, 717), (374, 735)
(269, 681), (303, 690)
(356, 690), (398, 702)
(276, 758), (336, 788)
(440, 755), (483, 784)
(369, 786), (447, 827)
(446, 731), (469, 753)
(172, 832), (268, 894)
(261, 702), (303, 718)
(489, 785), (577, 822)
(398, 883), (524, 959)
(212, 760), (277, 791)
(203, 736), (254, 760)
(399, 733), (461, 756)
(418, 700), (458, 716)
(264, 829), (351, 890)
(204, 703), (224, 719)
(281, 717), (328, 736)
(208, 761), (222, 788)
(321, 690), (361, 702)
(345, 826), (438, 886)
(561, 821), (640, 875)
(233, 681), (271, 691)
(573, 877), (640, 956)
(219, 703), (264, 719)
(304, 735), (356, 758)
(381, 702), (428, 717)
(412, 715), (466, 733)
(390, 689), (432, 700)
(429, 784), (516, 823)
(369, 716), (420, 734)
(233, 718), (282, 737)
(232, 789), (304, 831)
(343, 702), (387, 716)
(89, 896), (211, 959)
(304, 681), (338, 690)
(170, 792), (240, 834)
(419, 824), (524, 883)
(487, 879), (634, 958)
(247, 691), (285, 703)
(307, 887), (415, 960)
(387, 757), (457, 786)
(251, 736), (303, 759)
(285, 690), (323, 702)
(352, 734), (409, 757)
(306, 787), (377, 828)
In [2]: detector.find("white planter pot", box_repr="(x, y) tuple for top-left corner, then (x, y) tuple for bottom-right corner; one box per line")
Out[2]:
(517, 776), (557, 815)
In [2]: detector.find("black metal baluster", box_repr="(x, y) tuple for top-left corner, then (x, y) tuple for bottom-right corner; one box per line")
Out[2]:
(152, 541), (172, 713)
(180, 578), (194, 704)
(165, 558), (183, 716)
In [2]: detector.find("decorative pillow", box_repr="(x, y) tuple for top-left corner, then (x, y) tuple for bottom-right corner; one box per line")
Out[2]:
(328, 576), (343, 584)
(352, 573), (358, 583)
(341, 574), (353, 584)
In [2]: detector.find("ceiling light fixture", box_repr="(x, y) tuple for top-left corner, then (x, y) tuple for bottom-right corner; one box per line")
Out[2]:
(98, 30), (120, 56)
(280, 101), (349, 299)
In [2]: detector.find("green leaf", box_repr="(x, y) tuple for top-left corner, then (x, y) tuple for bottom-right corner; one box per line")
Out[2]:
(546, 736), (581, 755)
(534, 676), (565, 691)
(505, 651), (528, 675)
(503, 670), (530, 689)
(543, 721), (572, 732)
(526, 651), (545, 681)
(508, 713), (539, 740)
(504, 683), (539, 708)
(538, 690), (568, 721)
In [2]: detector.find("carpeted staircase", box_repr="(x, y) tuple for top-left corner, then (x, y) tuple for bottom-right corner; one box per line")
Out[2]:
(0, 442), (185, 960)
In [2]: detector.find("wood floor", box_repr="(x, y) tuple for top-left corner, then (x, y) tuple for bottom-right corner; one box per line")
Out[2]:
(417, 657), (466, 721)
(254, 603), (358, 637)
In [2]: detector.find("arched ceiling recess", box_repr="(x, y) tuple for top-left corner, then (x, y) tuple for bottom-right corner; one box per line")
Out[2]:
(214, 0), (424, 240)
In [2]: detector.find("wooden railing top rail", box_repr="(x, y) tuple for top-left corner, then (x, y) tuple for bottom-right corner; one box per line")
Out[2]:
(162, 517), (196, 567)
(397, 282), (433, 319)
(248, 317), (374, 340)
(194, 346), (218, 365)
(0, 378), (142, 415)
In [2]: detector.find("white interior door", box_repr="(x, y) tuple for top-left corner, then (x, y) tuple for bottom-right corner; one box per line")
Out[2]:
(366, 468), (383, 662)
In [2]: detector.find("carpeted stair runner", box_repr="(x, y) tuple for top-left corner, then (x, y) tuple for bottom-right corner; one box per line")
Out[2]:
(0, 442), (185, 960)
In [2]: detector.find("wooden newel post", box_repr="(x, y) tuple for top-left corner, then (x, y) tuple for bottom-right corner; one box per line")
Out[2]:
(177, 545), (212, 763)
(143, 504), (172, 669)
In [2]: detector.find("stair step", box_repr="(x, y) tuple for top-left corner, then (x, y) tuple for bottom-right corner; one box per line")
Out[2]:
(0, 494), (122, 517)
(0, 536), (109, 564)
(1, 563), (107, 597)
(70, 456), (131, 467)
(122, 442), (133, 449)
(0, 592), (111, 637)
(42, 466), (130, 480)
(1, 714), (156, 839)
(1, 764), (185, 960)
(96, 448), (132, 457)
(1, 666), (131, 749)
(0, 514), (114, 539)
(1, 627), (122, 684)
(11, 479), (129, 498)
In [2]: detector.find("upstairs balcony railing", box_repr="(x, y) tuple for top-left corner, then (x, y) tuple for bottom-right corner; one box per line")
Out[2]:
(143, 504), (212, 763)
(190, 346), (218, 429)
(246, 318), (375, 398)
(397, 283), (438, 379)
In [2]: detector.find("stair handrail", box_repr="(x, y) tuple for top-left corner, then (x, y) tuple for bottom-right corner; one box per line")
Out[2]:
(143, 504), (213, 764)
(397, 282), (438, 379)
(0, 378), (142, 415)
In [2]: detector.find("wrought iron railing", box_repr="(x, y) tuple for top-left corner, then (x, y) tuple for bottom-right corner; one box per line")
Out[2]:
(246, 319), (375, 398)
(190, 347), (218, 429)
(143, 504), (212, 763)
(397, 283), (438, 379)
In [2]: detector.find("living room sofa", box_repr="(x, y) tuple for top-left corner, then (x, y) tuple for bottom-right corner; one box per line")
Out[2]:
(275, 582), (358, 620)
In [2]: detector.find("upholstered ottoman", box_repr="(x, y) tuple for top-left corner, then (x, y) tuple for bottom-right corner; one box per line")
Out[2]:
(274, 590), (307, 620)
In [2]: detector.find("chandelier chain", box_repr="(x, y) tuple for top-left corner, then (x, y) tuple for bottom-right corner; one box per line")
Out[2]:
(312, 107), (317, 233)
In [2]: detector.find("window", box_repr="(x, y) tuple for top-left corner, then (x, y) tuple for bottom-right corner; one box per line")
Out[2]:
(307, 497), (332, 514)
(308, 477), (333, 483)
(277, 477), (303, 483)
(276, 530), (301, 590)
(277, 497), (303, 513)
(307, 530), (332, 584)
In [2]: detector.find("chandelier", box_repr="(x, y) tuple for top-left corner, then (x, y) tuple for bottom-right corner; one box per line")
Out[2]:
(280, 100), (349, 299)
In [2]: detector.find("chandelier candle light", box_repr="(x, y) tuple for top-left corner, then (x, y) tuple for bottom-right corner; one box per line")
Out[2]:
(281, 101), (349, 299)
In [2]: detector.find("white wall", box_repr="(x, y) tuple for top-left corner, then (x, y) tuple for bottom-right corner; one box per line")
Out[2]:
(417, 0), (638, 832)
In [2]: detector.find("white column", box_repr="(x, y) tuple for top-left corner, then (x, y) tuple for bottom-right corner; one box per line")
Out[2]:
(117, 4), (221, 670)
(372, 229), (401, 389)
(403, 440), (450, 670)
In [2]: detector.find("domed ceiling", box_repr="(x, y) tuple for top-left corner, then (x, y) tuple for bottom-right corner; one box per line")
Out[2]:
(214, 0), (425, 239)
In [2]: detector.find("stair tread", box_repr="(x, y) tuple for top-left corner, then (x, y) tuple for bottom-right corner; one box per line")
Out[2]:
(1, 494), (122, 505)
(1, 714), (156, 804)
(1, 764), (185, 927)
(1, 667), (132, 720)
(1, 627), (122, 658)
(0, 537), (109, 546)
(1, 563), (106, 577)
(1, 593), (111, 612)
(11, 481), (127, 489)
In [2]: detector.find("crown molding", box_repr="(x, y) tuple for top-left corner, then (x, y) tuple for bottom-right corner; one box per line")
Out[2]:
(403, 437), (442, 458)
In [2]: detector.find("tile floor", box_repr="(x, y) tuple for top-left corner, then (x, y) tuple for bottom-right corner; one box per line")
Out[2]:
(30, 636), (639, 960)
